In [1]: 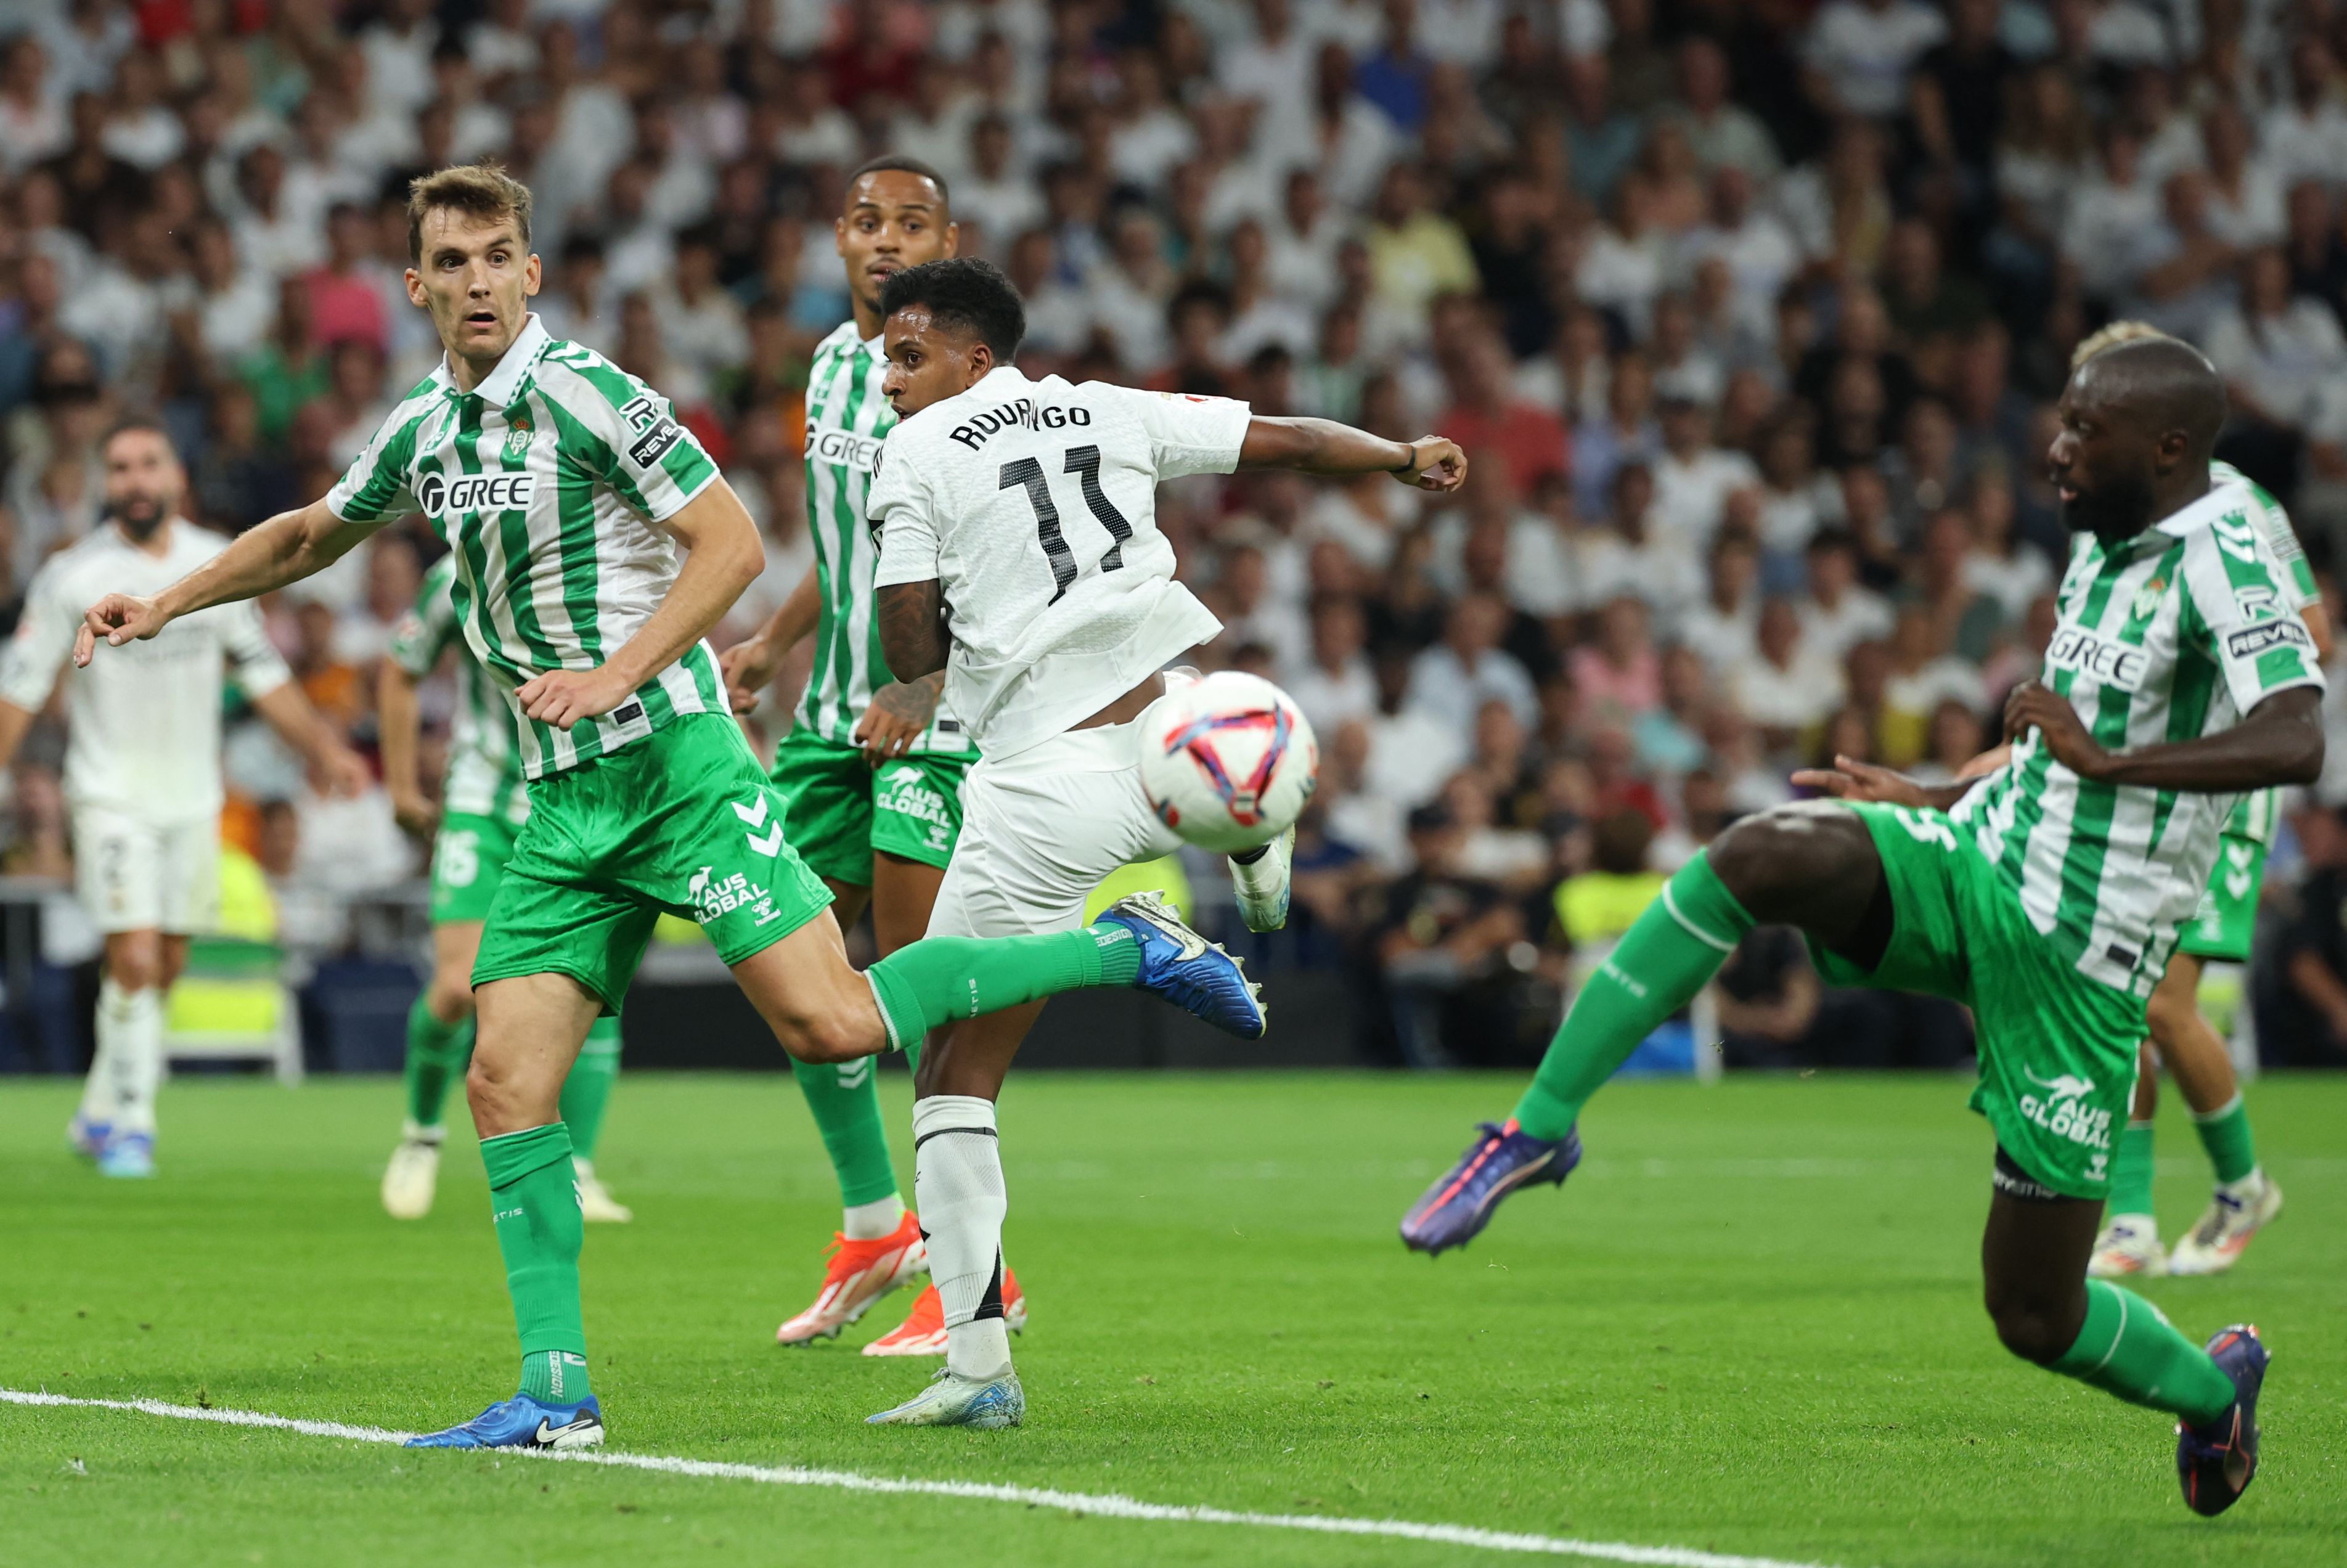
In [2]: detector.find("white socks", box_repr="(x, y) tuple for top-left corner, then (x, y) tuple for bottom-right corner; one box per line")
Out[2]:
(912, 1093), (1013, 1381)
(843, 1193), (906, 1241)
(92, 979), (163, 1135)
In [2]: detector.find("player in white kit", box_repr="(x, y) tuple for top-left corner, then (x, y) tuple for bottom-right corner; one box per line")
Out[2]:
(0, 420), (366, 1175)
(862, 259), (1467, 1426)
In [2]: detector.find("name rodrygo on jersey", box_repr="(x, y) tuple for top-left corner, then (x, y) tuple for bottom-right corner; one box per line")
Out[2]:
(869, 367), (1247, 759)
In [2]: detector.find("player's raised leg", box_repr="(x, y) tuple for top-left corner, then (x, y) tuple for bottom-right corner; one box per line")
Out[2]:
(1399, 802), (1880, 1251)
(1982, 1167), (2263, 1516)
(2089, 1040), (2164, 1278)
(407, 968), (606, 1450)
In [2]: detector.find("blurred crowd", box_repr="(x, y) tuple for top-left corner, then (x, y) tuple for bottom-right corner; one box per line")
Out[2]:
(11, 0), (2347, 1067)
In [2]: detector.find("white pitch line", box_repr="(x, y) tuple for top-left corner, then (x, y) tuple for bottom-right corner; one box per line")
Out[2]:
(1, 1387), (1844, 1568)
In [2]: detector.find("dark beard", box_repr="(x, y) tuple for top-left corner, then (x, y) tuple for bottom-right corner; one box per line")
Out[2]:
(2059, 470), (2155, 542)
(112, 502), (165, 541)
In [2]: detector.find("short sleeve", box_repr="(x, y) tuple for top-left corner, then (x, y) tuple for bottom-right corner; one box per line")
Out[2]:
(2181, 518), (2327, 715)
(0, 565), (75, 712)
(870, 439), (942, 589)
(2246, 485), (2320, 609)
(218, 599), (292, 698)
(545, 355), (720, 523)
(1109, 388), (1252, 480)
(326, 404), (427, 525)
(387, 559), (459, 679)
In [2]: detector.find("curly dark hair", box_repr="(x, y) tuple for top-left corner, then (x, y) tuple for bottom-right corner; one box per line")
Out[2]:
(877, 258), (1024, 361)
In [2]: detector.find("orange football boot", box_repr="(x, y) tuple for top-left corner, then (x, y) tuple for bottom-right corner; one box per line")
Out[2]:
(775, 1210), (927, 1345)
(862, 1268), (1027, 1356)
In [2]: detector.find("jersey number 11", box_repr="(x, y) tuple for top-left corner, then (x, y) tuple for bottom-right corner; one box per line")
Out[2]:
(999, 446), (1136, 605)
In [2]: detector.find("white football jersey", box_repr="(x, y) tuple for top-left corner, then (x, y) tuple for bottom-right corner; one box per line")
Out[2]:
(0, 521), (292, 822)
(871, 366), (1246, 757)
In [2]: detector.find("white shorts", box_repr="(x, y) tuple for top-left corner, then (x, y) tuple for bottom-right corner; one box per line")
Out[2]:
(927, 719), (1183, 939)
(73, 807), (220, 936)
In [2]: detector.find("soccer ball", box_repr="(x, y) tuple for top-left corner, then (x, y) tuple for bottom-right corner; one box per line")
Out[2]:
(1138, 672), (1320, 853)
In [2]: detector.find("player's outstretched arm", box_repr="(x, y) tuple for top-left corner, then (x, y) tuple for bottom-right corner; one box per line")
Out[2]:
(719, 561), (823, 714)
(73, 499), (373, 667)
(1236, 417), (1468, 493)
(0, 701), (38, 780)
(517, 478), (766, 730)
(876, 579), (949, 685)
(2004, 680), (2324, 790)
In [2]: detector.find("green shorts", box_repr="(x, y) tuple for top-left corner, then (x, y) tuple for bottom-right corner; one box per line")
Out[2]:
(2176, 831), (2267, 963)
(768, 729), (969, 887)
(471, 713), (834, 1011)
(1808, 802), (2145, 1200)
(430, 811), (523, 924)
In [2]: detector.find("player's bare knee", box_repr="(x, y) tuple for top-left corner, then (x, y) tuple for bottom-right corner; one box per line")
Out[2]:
(1983, 1288), (2083, 1365)
(427, 973), (476, 1023)
(1708, 804), (1863, 919)
(778, 1005), (876, 1066)
(2144, 984), (2193, 1046)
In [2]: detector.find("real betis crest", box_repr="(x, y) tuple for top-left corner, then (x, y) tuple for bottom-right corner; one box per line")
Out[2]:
(2131, 576), (2166, 620)
(504, 417), (533, 457)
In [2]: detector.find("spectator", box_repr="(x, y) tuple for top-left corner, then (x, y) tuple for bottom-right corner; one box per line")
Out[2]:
(1733, 597), (1845, 754)
(1409, 592), (1540, 742)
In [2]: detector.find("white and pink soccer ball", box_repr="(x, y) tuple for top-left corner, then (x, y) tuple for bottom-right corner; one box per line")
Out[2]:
(1138, 672), (1320, 854)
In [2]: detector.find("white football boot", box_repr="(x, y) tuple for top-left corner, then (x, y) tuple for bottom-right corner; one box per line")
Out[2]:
(573, 1157), (634, 1223)
(2167, 1173), (2282, 1276)
(381, 1124), (443, 1220)
(1230, 826), (1294, 933)
(2086, 1214), (2165, 1279)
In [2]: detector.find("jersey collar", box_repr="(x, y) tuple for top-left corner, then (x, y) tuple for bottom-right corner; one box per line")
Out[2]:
(435, 312), (551, 406)
(2151, 483), (2237, 539)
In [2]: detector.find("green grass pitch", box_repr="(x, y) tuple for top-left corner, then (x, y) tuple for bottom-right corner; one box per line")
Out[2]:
(3, 1070), (2343, 1567)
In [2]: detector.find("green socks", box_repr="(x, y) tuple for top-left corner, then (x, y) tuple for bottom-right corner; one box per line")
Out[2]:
(865, 923), (1143, 1053)
(793, 1055), (899, 1208)
(1512, 853), (1753, 1140)
(402, 995), (475, 1130)
(480, 1122), (590, 1402)
(2049, 1280), (2235, 1424)
(2192, 1093), (2258, 1185)
(558, 1017), (622, 1161)
(2109, 1121), (2155, 1217)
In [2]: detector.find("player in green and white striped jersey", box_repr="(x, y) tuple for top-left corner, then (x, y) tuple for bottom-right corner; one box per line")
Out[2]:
(2067, 329), (2333, 1279)
(73, 162), (1265, 1449)
(377, 552), (630, 1226)
(720, 158), (992, 1352)
(1406, 337), (2317, 1515)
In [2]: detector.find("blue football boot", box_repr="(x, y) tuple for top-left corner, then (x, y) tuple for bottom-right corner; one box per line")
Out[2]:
(97, 1130), (154, 1179)
(68, 1111), (111, 1160)
(1097, 891), (1266, 1039)
(405, 1393), (605, 1450)
(867, 1366), (1025, 1429)
(2177, 1324), (2266, 1516)
(1399, 1120), (1582, 1255)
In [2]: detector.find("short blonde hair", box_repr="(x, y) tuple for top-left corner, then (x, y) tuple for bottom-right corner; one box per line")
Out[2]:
(406, 162), (533, 263)
(2070, 320), (2171, 371)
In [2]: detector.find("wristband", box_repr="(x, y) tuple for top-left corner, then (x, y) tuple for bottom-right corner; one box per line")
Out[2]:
(1390, 441), (1419, 475)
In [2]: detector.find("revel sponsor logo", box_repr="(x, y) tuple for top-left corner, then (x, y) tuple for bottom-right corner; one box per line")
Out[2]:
(619, 393), (683, 467)
(2224, 619), (2311, 661)
(415, 472), (537, 517)
(2043, 626), (2146, 690)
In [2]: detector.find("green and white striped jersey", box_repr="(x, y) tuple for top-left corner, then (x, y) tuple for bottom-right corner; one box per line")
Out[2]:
(1949, 484), (2325, 999)
(327, 315), (726, 779)
(798, 321), (974, 757)
(388, 553), (528, 826)
(2211, 461), (2320, 847)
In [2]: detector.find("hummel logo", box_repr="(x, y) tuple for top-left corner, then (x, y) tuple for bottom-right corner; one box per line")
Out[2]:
(732, 795), (769, 829)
